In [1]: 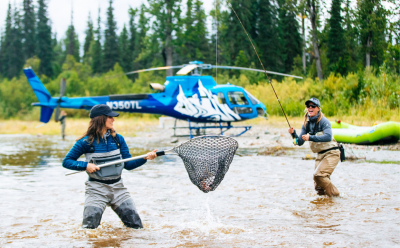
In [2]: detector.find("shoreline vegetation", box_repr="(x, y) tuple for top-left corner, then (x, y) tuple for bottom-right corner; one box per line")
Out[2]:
(0, 58), (398, 125)
(1, 115), (398, 137)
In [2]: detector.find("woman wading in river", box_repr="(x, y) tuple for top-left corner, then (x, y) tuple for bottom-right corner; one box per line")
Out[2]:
(288, 98), (341, 197)
(63, 104), (157, 229)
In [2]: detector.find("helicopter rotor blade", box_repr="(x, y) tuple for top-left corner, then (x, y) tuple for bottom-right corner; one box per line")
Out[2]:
(55, 78), (66, 122)
(125, 65), (184, 75)
(210, 65), (303, 79)
(60, 78), (66, 97)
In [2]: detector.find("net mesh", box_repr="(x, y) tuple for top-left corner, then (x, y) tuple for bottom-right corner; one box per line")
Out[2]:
(172, 136), (238, 193)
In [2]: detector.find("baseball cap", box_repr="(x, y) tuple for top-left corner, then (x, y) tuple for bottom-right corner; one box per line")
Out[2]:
(89, 104), (119, 118)
(305, 97), (321, 107)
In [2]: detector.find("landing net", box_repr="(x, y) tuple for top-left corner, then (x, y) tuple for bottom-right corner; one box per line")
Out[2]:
(172, 136), (238, 193)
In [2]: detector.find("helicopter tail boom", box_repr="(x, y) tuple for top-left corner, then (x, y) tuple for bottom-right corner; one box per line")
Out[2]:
(23, 68), (55, 123)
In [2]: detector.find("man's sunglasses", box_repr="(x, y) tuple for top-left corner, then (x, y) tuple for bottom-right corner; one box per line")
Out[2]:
(307, 104), (318, 109)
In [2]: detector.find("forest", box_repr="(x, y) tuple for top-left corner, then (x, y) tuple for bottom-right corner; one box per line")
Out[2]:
(0, 0), (399, 121)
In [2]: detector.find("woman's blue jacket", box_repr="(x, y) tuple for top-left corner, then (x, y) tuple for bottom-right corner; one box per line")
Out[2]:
(62, 134), (146, 171)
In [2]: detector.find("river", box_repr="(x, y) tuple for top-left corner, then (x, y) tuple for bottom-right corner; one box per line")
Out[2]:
(0, 134), (399, 247)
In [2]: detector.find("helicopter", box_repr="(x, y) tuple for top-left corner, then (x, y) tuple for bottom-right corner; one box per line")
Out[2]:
(23, 61), (302, 137)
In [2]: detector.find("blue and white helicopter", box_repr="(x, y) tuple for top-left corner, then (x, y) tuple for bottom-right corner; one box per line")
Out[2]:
(24, 61), (302, 137)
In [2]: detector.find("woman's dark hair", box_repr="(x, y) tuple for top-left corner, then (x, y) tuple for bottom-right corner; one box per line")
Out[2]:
(77, 115), (108, 144)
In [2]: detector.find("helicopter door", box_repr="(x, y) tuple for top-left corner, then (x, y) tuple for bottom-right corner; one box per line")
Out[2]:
(226, 91), (253, 114)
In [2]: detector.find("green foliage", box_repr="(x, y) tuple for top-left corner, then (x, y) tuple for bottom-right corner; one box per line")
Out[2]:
(246, 68), (399, 120)
(327, 0), (346, 75)
(103, 0), (119, 72)
(83, 13), (94, 63)
(65, 24), (80, 62)
(91, 9), (103, 74)
(23, 0), (36, 59)
(36, 0), (53, 77)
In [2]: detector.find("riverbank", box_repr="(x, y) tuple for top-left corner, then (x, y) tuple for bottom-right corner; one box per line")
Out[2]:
(0, 115), (397, 136)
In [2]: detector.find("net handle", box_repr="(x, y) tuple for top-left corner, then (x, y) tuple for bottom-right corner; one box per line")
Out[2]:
(65, 149), (175, 176)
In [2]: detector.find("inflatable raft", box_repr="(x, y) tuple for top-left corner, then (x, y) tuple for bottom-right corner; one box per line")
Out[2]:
(331, 121), (400, 145)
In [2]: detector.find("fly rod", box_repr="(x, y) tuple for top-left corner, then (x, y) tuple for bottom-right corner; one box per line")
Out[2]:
(228, 2), (299, 141)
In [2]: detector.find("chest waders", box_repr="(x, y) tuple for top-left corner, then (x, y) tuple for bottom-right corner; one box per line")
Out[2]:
(82, 135), (143, 229)
(306, 121), (341, 197)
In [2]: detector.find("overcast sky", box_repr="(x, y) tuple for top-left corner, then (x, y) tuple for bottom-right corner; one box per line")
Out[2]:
(0, 0), (216, 47)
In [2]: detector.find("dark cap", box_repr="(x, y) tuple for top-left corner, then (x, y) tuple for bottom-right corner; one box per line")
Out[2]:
(89, 104), (119, 118)
(305, 97), (321, 107)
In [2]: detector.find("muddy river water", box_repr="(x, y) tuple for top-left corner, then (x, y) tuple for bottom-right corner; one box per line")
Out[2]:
(0, 134), (399, 247)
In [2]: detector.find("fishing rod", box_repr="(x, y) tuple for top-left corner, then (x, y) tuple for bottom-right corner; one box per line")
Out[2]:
(228, 2), (299, 142)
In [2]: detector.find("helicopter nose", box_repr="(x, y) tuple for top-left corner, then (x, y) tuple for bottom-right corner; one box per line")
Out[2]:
(257, 107), (265, 116)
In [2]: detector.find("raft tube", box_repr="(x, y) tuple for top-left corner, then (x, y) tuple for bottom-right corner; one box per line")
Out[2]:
(330, 121), (400, 145)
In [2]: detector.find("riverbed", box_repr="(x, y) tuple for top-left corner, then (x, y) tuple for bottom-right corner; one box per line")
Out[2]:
(0, 132), (399, 247)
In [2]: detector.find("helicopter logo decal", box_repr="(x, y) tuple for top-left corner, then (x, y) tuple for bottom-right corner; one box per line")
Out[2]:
(174, 80), (240, 121)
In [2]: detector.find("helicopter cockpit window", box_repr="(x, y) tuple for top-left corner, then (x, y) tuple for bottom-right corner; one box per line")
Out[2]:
(244, 90), (259, 105)
(228, 91), (249, 105)
(218, 92), (226, 104)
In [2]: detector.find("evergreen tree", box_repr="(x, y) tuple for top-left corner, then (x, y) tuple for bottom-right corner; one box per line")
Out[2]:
(9, 5), (24, 78)
(91, 9), (103, 74)
(221, 0), (254, 66)
(128, 7), (137, 71)
(36, 0), (53, 77)
(83, 13), (94, 61)
(103, 0), (119, 72)
(148, 0), (182, 76)
(119, 25), (131, 72)
(342, 0), (357, 73)
(180, 0), (209, 62)
(209, 0), (224, 67)
(356, 0), (388, 68)
(327, 0), (346, 74)
(23, 0), (36, 60)
(65, 11), (80, 62)
(134, 4), (150, 69)
(306, 0), (324, 80)
(0, 3), (24, 79)
(278, 0), (302, 73)
(0, 4), (13, 78)
(256, 0), (284, 73)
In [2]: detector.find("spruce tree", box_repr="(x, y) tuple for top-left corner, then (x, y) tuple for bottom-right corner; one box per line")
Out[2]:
(128, 7), (137, 71)
(23, 0), (36, 60)
(181, 0), (209, 62)
(306, 0), (324, 80)
(103, 0), (119, 72)
(9, 5), (24, 78)
(278, 0), (302, 73)
(0, 4), (13, 78)
(119, 25), (130, 72)
(356, 0), (388, 68)
(342, 0), (357, 73)
(256, 0), (284, 73)
(83, 13), (94, 61)
(327, 0), (346, 74)
(221, 0), (254, 66)
(91, 9), (103, 74)
(36, 0), (53, 77)
(65, 11), (80, 62)
(134, 4), (149, 69)
(193, 0), (209, 61)
(148, 0), (182, 76)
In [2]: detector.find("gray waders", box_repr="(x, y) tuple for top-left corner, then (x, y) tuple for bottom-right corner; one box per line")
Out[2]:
(82, 136), (143, 229)
(82, 179), (143, 229)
